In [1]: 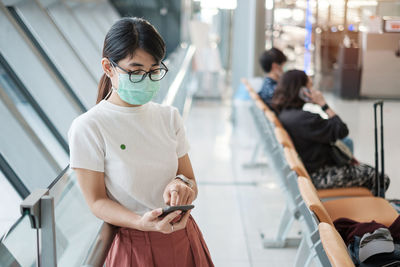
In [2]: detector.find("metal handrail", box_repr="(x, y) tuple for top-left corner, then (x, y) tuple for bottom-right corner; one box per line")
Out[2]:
(0, 166), (70, 243)
(162, 45), (196, 106)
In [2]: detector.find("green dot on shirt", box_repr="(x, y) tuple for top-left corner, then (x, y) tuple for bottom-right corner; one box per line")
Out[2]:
(120, 144), (126, 150)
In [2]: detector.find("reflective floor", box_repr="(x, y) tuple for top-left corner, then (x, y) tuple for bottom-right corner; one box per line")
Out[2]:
(189, 94), (400, 266)
(189, 99), (300, 266)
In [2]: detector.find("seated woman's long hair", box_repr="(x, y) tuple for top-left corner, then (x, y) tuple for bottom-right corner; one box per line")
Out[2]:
(271, 69), (309, 113)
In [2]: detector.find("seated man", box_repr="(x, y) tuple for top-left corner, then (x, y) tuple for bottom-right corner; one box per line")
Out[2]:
(258, 47), (287, 104)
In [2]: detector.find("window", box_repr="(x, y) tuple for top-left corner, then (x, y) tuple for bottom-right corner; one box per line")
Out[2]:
(0, 7), (82, 140)
(8, 0), (98, 109)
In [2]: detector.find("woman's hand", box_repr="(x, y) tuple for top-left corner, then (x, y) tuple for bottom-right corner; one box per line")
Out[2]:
(138, 208), (192, 234)
(305, 88), (326, 107)
(163, 179), (196, 206)
(304, 88), (338, 118)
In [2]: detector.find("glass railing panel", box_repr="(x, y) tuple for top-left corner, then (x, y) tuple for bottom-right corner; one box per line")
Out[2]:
(0, 214), (36, 267)
(48, 168), (103, 266)
(0, 167), (103, 266)
(0, 171), (22, 237)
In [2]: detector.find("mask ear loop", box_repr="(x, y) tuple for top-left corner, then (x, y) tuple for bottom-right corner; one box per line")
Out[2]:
(104, 85), (113, 100)
(104, 63), (118, 100)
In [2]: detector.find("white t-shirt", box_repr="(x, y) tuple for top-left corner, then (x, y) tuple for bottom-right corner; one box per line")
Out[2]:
(68, 100), (190, 215)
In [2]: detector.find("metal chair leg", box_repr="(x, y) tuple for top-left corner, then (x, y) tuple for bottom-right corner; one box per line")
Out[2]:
(242, 140), (268, 168)
(262, 203), (301, 248)
(294, 236), (311, 267)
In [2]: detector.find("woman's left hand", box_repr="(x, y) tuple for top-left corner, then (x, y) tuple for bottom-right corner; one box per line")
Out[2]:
(163, 179), (195, 206)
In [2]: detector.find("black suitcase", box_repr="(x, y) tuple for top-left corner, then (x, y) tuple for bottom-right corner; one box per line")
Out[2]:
(374, 101), (386, 198)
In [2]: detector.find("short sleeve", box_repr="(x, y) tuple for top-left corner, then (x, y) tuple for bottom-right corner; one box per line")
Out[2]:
(68, 117), (105, 172)
(172, 108), (190, 158)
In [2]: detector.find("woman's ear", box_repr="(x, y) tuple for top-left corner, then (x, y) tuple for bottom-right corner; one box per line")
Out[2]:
(101, 58), (114, 78)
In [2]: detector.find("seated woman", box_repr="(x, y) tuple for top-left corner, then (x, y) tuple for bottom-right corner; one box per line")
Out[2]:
(271, 70), (389, 195)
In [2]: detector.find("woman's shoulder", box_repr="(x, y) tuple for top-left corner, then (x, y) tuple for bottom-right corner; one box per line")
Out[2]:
(148, 102), (183, 131)
(69, 104), (103, 131)
(279, 108), (313, 118)
(279, 108), (320, 125)
(148, 102), (179, 117)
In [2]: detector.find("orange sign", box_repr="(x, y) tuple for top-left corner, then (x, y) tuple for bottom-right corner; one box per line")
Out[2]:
(384, 20), (400, 32)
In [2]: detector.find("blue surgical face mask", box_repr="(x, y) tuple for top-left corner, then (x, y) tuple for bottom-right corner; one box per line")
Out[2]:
(113, 73), (160, 105)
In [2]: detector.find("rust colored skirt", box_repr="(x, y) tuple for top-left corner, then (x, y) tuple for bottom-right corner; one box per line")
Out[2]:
(105, 216), (214, 267)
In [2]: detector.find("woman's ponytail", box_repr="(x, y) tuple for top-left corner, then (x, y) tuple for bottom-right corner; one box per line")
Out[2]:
(96, 73), (112, 104)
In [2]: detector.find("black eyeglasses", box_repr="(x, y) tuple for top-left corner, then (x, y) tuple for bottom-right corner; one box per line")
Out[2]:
(109, 58), (168, 83)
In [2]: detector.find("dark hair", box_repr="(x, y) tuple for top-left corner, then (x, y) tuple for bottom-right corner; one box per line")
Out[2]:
(259, 47), (287, 73)
(271, 69), (308, 113)
(97, 17), (166, 104)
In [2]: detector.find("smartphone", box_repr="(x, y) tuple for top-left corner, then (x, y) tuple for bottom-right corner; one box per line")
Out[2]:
(159, 205), (195, 218)
(298, 86), (311, 102)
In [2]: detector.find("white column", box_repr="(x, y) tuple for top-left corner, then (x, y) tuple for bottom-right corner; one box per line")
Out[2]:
(231, 0), (266, 91)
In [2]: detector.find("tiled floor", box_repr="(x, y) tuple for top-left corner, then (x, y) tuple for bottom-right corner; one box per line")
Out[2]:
(188, 94), (400, 266)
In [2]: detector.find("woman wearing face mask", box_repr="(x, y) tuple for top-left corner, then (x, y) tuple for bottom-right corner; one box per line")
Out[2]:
(271, 70), (390, 195)
(68, 18), (214, 267)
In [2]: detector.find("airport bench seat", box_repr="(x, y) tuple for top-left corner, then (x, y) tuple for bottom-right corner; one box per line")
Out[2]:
(283, 147), (374, 199)
(264, 110), (283, 128)
(298, 176), (398, 227)
(318, 187), (373, 198)
(274, 127), (295, 149)
(318, 222), (355, 267)
(323, 196), (399, 227)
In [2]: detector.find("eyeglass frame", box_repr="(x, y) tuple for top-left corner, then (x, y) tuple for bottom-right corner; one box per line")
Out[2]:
(108, 58), (168, 83)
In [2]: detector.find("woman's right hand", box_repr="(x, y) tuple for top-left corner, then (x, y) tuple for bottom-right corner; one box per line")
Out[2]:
(138, 208), (191, 234)
(305, 88), (326, 107)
